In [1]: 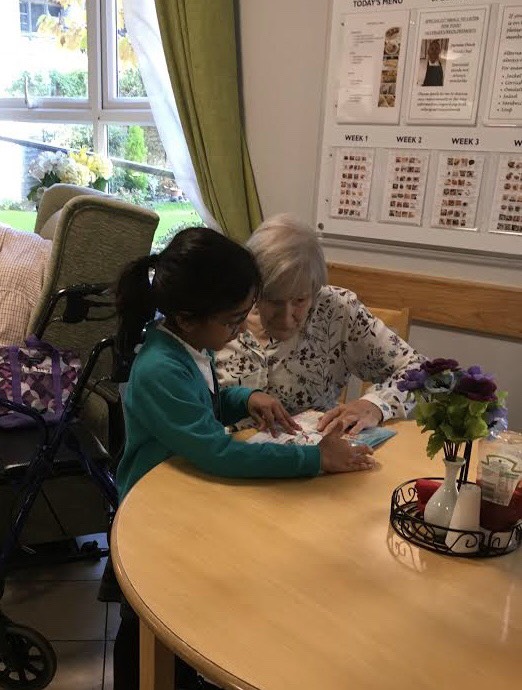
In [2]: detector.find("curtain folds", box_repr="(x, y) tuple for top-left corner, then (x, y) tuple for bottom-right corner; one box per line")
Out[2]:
(153, 0), (262, 243)
(122, 0), (216, 231)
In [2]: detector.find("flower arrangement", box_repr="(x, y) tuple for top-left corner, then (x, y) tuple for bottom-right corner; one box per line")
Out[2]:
(27, 148), (113, 202)
(398, 358), (508, 462)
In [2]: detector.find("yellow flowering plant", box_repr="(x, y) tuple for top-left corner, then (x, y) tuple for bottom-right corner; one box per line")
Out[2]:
(70, 148), (114, 190)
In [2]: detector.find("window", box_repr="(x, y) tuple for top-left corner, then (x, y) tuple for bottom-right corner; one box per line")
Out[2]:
(0, 0), (199, 249)
(19, 1), (62, 35)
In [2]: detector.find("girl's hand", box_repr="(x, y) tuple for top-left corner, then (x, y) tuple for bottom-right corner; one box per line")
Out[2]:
(247, 392), (301, 437)
(317, 400), (383, 436)
(319, 420), (375, 473)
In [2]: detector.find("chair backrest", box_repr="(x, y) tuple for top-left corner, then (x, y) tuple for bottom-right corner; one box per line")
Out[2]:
(360, 306), (411, 395)
(368, 306), (410, 341)
(27, 184), (159, 396)
(34, 183), (108, 239)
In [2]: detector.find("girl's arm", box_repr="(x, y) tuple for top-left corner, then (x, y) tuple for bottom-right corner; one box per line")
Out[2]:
(133, 360), (320, 479)
(218, 384), (254, 426)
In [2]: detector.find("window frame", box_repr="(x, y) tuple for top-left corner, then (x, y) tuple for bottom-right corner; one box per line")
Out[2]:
(19, 1), (63, 36)
(0, 0), (154, 156)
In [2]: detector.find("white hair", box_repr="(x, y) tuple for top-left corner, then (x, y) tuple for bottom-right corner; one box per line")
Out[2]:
(246, 213), (327, 299)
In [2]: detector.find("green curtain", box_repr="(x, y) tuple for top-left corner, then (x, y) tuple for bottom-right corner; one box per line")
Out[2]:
(154, 0), (262, 243)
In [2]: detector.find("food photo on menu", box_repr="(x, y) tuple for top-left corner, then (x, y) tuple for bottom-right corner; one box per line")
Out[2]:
(378, 26), (401, 108)
(431, 153), (485, 230)
(382, 151), (429, 226)
(330, 148), (374, 221)
(490, 156), (522, 235)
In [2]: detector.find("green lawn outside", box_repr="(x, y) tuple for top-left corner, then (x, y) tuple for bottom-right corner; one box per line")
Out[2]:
(0, 202), (200, 242)
(0, 210), (37, 231)
(152, 202), (201, 243)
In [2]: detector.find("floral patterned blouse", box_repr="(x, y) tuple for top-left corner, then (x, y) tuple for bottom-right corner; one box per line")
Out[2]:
(215, 285), (424, 421)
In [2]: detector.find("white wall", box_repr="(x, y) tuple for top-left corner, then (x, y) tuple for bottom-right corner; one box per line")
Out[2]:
(238, 0), (522, 430)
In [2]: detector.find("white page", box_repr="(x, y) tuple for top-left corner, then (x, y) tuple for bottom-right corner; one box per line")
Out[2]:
(488, 154), (522, 235)
(487, 5), (522, 125)
(408, 6), (488, 124)
(337, 11), (409, 125)
(380, 149), (430, 226)
(330, 147), (374, 220)
(430, 151), (485, 230)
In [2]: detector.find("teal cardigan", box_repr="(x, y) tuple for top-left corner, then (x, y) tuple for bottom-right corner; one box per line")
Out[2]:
(116, 327), (321, 499)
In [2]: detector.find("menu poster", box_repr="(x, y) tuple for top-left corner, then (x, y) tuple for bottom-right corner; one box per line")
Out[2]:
(431, 152), (485, 230)
(408, 7), (488, 124)
(330, 148), (374, 220)
(487, 6), (522, 125)
(489, 155), (522, 235)
(380, 150), (430, 226)
(337, 11), (409, 125)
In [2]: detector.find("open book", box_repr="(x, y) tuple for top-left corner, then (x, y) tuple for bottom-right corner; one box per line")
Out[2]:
(246, 410), (396, 447)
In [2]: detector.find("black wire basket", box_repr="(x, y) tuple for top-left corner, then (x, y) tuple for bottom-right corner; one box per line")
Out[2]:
(390, 478), (522, 558)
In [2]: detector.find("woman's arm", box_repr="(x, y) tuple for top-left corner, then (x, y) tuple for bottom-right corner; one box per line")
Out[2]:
(315, 289), (425, 433)
(342, 296), (425, 420)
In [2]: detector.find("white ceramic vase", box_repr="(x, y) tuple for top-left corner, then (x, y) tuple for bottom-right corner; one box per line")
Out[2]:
(445, 484), (482, 553)
(424, 457), (465, 537)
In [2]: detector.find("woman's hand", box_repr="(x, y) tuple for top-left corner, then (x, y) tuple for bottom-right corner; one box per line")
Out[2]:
(319, 421), (375, 473)
(317, 400), (383, 436)
(247, 392), (301, 437)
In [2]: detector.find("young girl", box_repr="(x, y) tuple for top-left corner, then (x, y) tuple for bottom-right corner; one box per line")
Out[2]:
(115, 226), (374, 500)
(113, 227), (374, 690)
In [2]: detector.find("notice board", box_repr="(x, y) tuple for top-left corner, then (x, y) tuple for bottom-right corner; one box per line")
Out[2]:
(315, 0), (522, 256)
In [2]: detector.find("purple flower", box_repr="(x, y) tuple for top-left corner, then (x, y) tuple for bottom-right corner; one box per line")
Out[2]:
(454, 372), (497, 401)
(467, 365), (483, 376)
(397, 367), (427, 392)
(421, 358), (460, 376)
(486, 405), (508, 437)
(488, 408), (508, 439)
(486, 404), (508, 426)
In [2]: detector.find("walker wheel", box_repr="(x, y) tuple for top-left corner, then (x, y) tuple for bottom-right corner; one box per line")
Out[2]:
(0, 624), (57, 689)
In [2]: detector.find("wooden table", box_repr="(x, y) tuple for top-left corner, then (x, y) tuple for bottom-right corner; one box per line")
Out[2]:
(111, 421), (522, 690)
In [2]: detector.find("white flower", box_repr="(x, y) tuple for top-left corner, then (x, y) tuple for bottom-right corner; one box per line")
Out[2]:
(28, 151), (68, 181)
(56, 159), (94, 186)
(28, 149), (113, 190)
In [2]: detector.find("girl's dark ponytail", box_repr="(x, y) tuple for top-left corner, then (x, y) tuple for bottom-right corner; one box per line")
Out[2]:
(114, 227), (260, 378)
(115, 253), (158, 364)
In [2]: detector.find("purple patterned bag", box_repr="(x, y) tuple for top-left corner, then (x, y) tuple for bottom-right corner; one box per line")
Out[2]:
(0, 336), (82, 428)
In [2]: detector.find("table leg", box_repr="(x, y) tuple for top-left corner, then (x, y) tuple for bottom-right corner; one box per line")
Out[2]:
(140, 619), (175, 690)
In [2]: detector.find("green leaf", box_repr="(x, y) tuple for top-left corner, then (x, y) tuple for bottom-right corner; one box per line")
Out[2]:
(26, 184), (40, 201)
(464, 417), (489, 440)
(439, 423), (465, 442)
(415, 400), (440, 429)
(468, 400), (488, 417)
(496, 391), (508, 406)
(447, 394), (469, 410)
(426, 431), (445, 459)
(91, 178), (108, 192)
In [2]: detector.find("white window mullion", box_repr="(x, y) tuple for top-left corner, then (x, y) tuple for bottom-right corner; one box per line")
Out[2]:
(0, 108), (96, 124)
(101, 0), (117, 107)
(87, 0), (103, 147)
(103, 0), (148, 110)
(93, 119), (106, 155)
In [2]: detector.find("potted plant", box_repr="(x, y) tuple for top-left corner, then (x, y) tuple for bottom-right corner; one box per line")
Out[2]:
(27, 148), (113, 204)
(397, 358), (507, 531)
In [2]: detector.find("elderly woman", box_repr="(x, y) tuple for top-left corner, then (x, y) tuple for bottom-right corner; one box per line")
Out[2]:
(216, 214), (425, 435)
